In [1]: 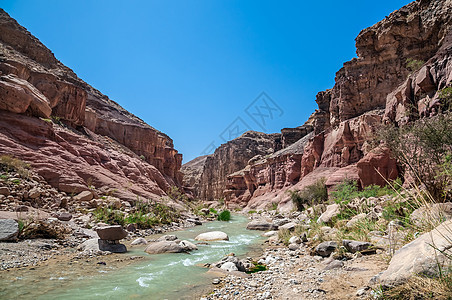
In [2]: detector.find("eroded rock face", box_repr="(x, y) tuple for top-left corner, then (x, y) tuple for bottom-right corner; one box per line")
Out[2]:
(184, 0), (452, 210)
(0, 9), (183, 202)
(191, 131), (281, 200)
(225, 131), (313, 206)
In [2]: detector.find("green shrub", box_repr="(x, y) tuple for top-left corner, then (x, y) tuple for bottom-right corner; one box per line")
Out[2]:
(246, 262), (268, 274)
(289, 178), (328, 211)
(167, 186), (189, 202)
(382, 197), (420, 227)
(94, 200), (179, 228)
(331, 179), (359, 205)
(269, 202), (278, 211)
(379, 113), (452, 202)
(406, 58), (424, 72)
(438, 86), (452, 111)
(94, 207), (126, 226)
(217, 210), (231, 221)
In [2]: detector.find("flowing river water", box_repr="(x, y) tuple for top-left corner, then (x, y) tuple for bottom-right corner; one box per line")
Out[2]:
(1, 215), (265, 299)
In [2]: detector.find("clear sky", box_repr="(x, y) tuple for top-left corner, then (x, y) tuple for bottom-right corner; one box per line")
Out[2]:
(3, 0), (411, 163)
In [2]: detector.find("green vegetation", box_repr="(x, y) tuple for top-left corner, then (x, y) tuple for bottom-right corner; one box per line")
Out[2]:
(438, 86), (452, 111)
(94, 200), (179, 228)
(289, 178), (328, 211)
(217, 210), (231, 221)
(406, 58), (424, 72)
(269, 202), (278, 211)
(332, 179), (401, 206)
(167, 186), (189, 203)
(246, 262), (268, 274)
(379, 113), (452, 202)
(278, 225), (305, 245)
(51, 115), (62, 125)
(0, 155), (30, 178)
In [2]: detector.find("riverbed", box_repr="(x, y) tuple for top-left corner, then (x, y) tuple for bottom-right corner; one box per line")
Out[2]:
(0, 215), (265, 300)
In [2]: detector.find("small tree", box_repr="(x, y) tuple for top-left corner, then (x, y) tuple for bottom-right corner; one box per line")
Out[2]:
(379, 113), (452, 201)
(289, 178), (328, 211)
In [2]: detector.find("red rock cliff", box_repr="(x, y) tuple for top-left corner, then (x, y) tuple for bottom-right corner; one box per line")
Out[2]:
(0, 9), (182, 202)
(184, 0), (452, 211)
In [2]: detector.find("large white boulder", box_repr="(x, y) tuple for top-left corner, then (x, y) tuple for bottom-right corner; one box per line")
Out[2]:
(379, 220), (452, 286)
(195, 231), (229, 241)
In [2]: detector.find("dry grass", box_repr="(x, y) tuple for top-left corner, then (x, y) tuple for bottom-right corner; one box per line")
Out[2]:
(278, 225), (306, 245)
(377, 275), (452, 300)
(0, 155), (30, 178)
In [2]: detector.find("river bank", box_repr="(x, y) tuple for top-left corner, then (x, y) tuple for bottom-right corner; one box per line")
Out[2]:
(0, 214), (267, 300)
(201, 239), (387, 300)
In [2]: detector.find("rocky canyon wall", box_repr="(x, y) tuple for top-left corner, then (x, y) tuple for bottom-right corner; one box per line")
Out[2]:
(183, 0), (452, 211)
(0, 9), (182, 203)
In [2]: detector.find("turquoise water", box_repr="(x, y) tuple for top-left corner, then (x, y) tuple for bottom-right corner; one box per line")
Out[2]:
(0, 215), (264, 300)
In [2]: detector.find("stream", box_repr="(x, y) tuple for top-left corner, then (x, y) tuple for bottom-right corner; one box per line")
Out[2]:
(0, 215), (265, 300)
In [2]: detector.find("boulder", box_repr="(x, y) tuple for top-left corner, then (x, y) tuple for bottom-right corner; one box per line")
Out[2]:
(98, 240), (127, 253)
(273, 218), (291, 227)
(346, 213), (367, 228)
(324, 260), (344, 270)
(356, 147), (398, 187)
(410, 203), (452, 227)
(126, 223), (137, 232)
(131, 237), (148, 245)
(144, 241), (187, 254)
(288, 243), (299, 251)
(379, 220), (452, 286)
(317, 204), (340, 224)
(187, 218), (202, 225)
(220, 261), (238, 272)
(246, 220), (278, 231)
(0, 219), (19, 241)
(179, 240), (198, 251)
(73, 190), (93, 202)
(28, 187), (41, 199)
(279, 222), (297, 231)
(263, 230), (278, 237)
(0, 187), (10, 196)
(195, 231), (229, 241)
(77, 238), (100, 252)
(342, 240), (372, 253)
(289, 236), (302, 244)
(315, 241), (338, 257)
(57, 212), (72, 221)
(95, 225), (128, 241)
(157, 235), (178, 242)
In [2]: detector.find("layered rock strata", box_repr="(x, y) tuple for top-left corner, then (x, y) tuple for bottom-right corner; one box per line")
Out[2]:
(184, 0), (452, 211)
(0, 9), (182, 202)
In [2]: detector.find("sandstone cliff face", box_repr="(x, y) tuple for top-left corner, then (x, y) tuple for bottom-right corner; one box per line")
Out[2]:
(185, 0), (452, 211)
(194, 131), (281, 201)
(0, 9), (182, 202)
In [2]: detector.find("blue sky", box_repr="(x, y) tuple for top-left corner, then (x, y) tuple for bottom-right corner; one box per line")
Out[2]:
(3, 0), (411, 163)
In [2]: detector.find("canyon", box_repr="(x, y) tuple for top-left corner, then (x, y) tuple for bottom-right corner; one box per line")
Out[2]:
(183, 0), (452, 211)
(0, 8), (183, 204)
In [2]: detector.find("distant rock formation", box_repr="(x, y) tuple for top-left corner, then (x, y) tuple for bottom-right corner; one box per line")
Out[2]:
(0, 9), (182, 203)
(183, 0), (452, 211)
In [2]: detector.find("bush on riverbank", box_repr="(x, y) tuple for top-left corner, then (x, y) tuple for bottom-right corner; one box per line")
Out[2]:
(217, 210), (231, 221)
(289, 178), (328, 211)
(94, 200), (179, 228)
